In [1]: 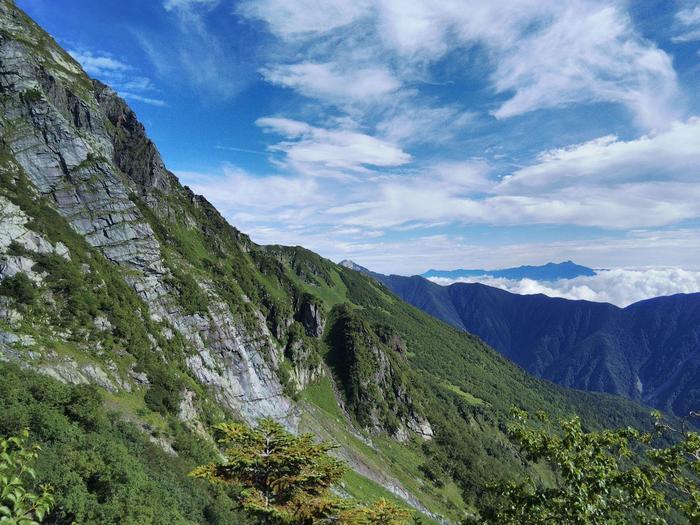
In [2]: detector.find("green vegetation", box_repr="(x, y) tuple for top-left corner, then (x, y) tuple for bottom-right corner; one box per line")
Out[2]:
(325, 305), (416, 434)
(0, 162), (189, 417)
(0, 272), (37, 306)
(191, 419), (411, 525)
(471, 410), (700, 524)
(0, 430), (54, 525)
(0, 363), (245, 525)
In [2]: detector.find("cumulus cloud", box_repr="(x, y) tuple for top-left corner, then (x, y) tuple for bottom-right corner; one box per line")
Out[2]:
(68, 50), (131, 76)
(500, 119), (700, 190)
(238, 0), (371, 37)
(334, 118), (700, 230)
(180, 166), (320, 211)
(177, 166), (327, 239)
(157, 0), (696, 277)
(428, 268), (700, 307)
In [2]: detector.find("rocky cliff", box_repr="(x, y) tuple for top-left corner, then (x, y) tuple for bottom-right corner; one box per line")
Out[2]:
(0, 0), (299, 426)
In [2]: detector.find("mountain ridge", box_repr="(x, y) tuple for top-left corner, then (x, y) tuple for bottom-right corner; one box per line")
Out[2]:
(350, 264), (700, 420)
(421, 260), (596, 281)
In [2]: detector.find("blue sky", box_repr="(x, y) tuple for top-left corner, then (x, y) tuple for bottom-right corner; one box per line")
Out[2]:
(19, 0), (700, 274)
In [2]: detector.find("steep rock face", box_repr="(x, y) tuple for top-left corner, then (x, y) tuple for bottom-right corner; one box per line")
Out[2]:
(0, 0), (294, 425)
(94, 80), (174, 195)
(297, 296), (326, 337)
(326, 305), (433, 441)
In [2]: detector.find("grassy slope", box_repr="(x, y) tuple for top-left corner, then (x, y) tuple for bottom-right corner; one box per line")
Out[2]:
(280, 250), (658, 510)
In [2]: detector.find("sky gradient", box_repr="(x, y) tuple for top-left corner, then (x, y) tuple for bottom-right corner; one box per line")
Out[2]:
(18, 0), (700, 275)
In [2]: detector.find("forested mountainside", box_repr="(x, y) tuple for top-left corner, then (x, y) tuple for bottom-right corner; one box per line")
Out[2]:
(360, 268), (700, 420)
(0, 1), (667, 522)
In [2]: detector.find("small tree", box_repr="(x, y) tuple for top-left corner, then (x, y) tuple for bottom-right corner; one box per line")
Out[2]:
(0, 430), (54, 525)
(191, 418), (410, 525)
(472, 409), (700, 524)
(472, 409), (668, 525)
(648, 411), (700, 522)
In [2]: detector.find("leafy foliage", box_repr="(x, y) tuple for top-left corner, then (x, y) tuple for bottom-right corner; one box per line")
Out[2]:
(0, 273), (37, 306)
(471, 409), (700, 524)
(191, 419), (411, 524)
(0, 430), (54, 525)
(0, 364), (245, 525)
(649, 412), (700, 522)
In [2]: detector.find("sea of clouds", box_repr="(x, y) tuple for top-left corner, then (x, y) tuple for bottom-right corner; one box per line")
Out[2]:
(427, 267), (700, 307)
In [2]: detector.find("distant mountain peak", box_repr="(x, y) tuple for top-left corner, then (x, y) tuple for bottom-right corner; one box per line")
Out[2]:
(339, 259), (371, 273)
(422, 260), (596, 282)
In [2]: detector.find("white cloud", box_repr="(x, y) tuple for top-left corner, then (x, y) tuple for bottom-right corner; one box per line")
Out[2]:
(238, 0), (370, 37)
(180, 166), (319, 211)
(178, 160), (700, 275)
(376, 104), (477, 145)
(673, 5), (700, 42)
(332, 118), (700, 230)
(335, 228), (700, 276)
(163, 0), (219, 11)
(428, 268), (700, 307)
(187, 117), (700, 261)
(240, 0), (680, 128)
(120, 92), (167, 107)
(490, 5), (678, 128)
(499, 118), (700, 189)
(138, 0), (254, 100)
(68, 50), (130, 76)
(256, 117), (411, 174)
(68, 49), (165, 107)
(261, 62), (400, 102)
(334, 179), (700, 231)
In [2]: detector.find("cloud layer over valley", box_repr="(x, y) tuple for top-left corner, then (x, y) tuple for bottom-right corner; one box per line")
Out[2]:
(428, 267), (700, 307)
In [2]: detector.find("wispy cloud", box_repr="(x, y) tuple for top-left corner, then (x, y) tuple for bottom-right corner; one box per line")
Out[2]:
(120, 92), (167, 107)
(238, 0), (370, 37)
(163, 0), (220, 11)
(180, 166), (320, 212)
(489, 5), (679, 128)
(500, 118), (700, 190)
(137, 0), (256, 100)
(240, 0), (681, 129)
(185, 115), (700, 273)
(673, 5), (700, 42)
(261, 62), (401, 102)
(68, 50), (131, 76)
(343, 229), (700, 278)
(256, 117), (411, 175)
(68, 49), (166, 106)
(178, 156), (700, 275)
(338, 118), (700, 230)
